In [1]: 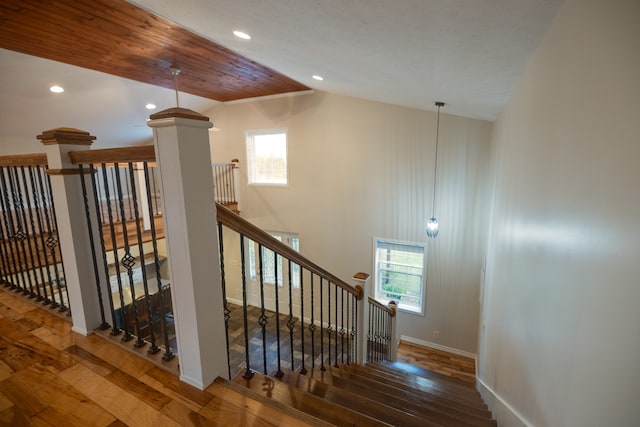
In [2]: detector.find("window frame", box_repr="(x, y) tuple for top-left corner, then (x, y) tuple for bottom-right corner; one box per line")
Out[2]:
(373, 237), (427, 316)
(245, 128), (288, 186)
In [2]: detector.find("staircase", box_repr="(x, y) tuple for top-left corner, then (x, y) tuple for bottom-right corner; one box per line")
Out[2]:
(211, 361), (496, 426)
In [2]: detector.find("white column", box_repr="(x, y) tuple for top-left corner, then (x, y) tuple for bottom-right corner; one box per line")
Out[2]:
(353, 272), (369, 364)
(38, 127), (109, 335)
(148, 107), (227, 390)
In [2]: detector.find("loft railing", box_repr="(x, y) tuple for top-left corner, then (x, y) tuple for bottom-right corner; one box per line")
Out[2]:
(212, 160), (239, 208)
(0, 153), (69, 313)
(70, 146), (176, 360)
(367, 297), (396, 362)
(216, 204), (364, 379)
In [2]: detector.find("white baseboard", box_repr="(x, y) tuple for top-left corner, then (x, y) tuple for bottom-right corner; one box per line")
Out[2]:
(399, 335), (476, 360)
(476, 378), (532, 427)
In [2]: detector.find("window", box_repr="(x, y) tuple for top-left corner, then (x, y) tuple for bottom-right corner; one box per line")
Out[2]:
(246, 129), (288, 185)
(374, 239), (426, 314)
(247, 232), (300, 287)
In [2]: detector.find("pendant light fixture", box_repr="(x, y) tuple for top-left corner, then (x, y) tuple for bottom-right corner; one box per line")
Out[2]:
(426, 101), (445, 238)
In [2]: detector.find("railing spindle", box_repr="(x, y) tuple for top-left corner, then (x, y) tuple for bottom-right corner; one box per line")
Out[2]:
(217, 222), (232, 379)
(45, 172), (69, 312)
(240, 235), (253, 379)
(273, 252), (284, 378)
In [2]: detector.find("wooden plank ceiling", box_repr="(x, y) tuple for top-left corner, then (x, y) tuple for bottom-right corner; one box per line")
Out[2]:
(0, 0), (309, 101)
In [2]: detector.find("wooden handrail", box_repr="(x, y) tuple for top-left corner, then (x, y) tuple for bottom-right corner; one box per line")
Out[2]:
(216, 203), (362, 299)
(69, 145), (155, 164)
(0, 153), (48, 167)
(368, 296), (396, 316)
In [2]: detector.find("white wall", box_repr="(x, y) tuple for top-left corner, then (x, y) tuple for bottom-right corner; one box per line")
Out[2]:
(0, 135), (42, 155)
(478, 0), (640, 425)
(206, 91), (492, 354)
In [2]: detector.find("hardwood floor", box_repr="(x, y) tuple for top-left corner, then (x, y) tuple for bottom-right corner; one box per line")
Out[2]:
(397, 340), (476, 384)
(0, 286), (480, 426)
(0, 288), (312, 426)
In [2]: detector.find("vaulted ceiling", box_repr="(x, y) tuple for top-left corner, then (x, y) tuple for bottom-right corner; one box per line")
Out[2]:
(0, 0), (564, 148)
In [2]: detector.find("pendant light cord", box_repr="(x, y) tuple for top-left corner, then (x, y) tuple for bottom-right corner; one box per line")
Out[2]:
(431, 102), (444, 217)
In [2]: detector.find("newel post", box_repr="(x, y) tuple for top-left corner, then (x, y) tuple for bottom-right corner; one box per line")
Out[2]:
(353, 272), (370, 364)
(148, 107), (227, 390)
(388, 301), (398, 361)
(38, 128), (108, 335)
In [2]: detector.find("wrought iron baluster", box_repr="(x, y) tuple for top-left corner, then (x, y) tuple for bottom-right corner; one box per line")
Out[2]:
(24, 167), (46, 301)
(114, 163), (145, 347)
(45, 172), (69, 312)
(257, 244), (268, 374)
(286, 260), (295, 373)
(299, 266), (307, 375)
(128, 163), (157, 350)
(334, 283), (338, 367)
(273, 252), (283, 378)
(7, 167), (32, 295)
(319, 276), (324, 371)
(240, 235), (253, 379)
(101, 164), (128, 338)
(17, 167), (39, 298)
(0, 167), (19, 291)
(217, 222), (232, 379)
(32, 167), (52, 303)
(326, 279), (331, 368)
(143, 163), (174, 360)
(341, 288), (345, 364)
(367, 303), (372, 361)
(81, 164), (113, 330)
(352, 294), (357, 364)
(309, 274), (316, 370)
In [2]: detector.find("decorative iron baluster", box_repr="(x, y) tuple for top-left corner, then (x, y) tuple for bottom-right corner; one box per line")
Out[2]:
(114, 163), (145, 348)
(319, 276), (324, 371)
(25, 166), (47, 301)
(257, 244), (268, 374)
(101, 164), (128, 338)
(85, 164), (114, 330)
(273, 251), (284, 378)
(33, 167), (53, 304)
(352, 294), (357, 364)
(143, 163), (173, 360)
(286, 260), (295, 373)
(217, 222), (232, 379)
(299, 266), (307, 375)
(128, 163), (157, 350)
(340, 287), (345, 364)
(367, 302), (372, 361)
(0, 167), (21, 291)
(326, 279), (331, 368)
(240, 235), (253, 379)
(334, 283), (338, 367)
(45, 172), (69, 312)
(309, 274), (316, 370)
(17, 167), (39, 298)
(7, 166), (33, 295)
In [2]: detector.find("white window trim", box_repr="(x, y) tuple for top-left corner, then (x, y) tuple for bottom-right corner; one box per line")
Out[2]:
(245, 128), (289, 187)
(372, 236), (427, 316)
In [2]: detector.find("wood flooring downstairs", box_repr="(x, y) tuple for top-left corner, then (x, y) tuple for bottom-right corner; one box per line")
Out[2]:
(0, 287), (494, 426)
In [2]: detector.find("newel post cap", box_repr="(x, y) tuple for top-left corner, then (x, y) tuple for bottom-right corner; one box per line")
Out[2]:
(149, 107), (210, 122)
(37, 127), (96, 145)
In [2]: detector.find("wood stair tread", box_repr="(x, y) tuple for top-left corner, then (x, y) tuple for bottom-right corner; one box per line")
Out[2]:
(211, 377), (332, 426)
(376, 360), (477, 388)
(339, 363), (488, 409)
(283, 370), (441, 427)
(233, 371), (393, 427)
(304, 367), (495, 426)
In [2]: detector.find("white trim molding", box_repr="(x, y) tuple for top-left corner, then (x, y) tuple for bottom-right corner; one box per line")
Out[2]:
(399, 335), (476, 360)
(476, 378), (533, 427)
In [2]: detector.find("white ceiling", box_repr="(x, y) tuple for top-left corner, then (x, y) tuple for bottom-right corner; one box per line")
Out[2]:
(1, 0), (563, 148)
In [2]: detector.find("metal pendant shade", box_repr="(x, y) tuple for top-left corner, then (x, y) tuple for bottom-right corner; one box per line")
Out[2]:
(426, 101), (445, 238)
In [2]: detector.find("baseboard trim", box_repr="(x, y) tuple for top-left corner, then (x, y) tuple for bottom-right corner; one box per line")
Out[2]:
(399, 335), (476, 360)
(476, 378), (533, 427)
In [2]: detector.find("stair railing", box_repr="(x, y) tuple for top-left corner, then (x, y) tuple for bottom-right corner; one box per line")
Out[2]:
(367, 297), (397, 362)
(212, 160), (240, 210)
(216, 204), (364, 379)
(0, 153), (69, 313)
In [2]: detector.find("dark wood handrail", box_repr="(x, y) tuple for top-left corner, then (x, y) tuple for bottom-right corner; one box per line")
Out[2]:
(216, 203), (363, 299)
(368, 296), (396, 316)
(69, 145), (155, 164)
(0, 153), (48, 167)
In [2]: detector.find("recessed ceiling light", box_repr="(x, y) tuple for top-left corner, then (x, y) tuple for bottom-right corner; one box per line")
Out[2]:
(145, 103), (157, 110)
(233, 30), (251, 40)
(50, 85), (64, 93)
(312, 75), (324, 81)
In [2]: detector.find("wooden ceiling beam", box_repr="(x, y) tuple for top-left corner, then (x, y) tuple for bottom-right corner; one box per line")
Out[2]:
(0, 0), (309, 101)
